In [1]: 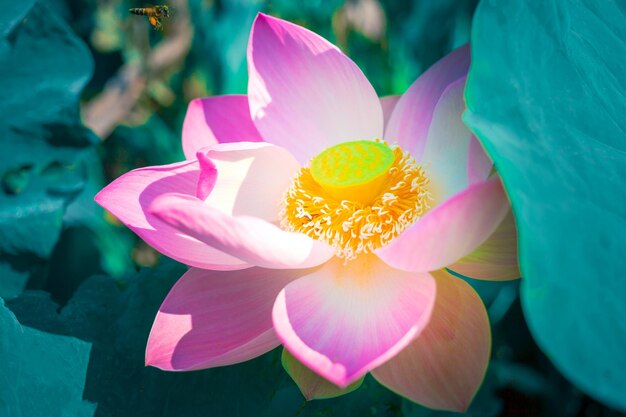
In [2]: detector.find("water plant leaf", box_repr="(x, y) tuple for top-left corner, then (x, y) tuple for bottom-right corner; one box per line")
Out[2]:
(465, 0), (626, 411)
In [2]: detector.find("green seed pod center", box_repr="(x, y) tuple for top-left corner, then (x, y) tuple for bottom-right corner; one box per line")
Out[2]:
(310, 140), (394, 190)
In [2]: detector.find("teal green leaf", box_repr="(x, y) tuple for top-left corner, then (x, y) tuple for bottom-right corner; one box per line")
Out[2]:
(187, 0), (262, 95)
(465, 0), (626, 411)
(7, 261), (292, 417)
(0, 298), (96, 417)
(0, 0), (96, 297)
(60, 149), (135, 282)
(385, 0), (477, 95)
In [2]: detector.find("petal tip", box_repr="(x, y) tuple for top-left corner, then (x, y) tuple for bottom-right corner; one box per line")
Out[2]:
(93, 184), (113, 208)
(144, 331), (168, 370)
(255, 11), (270, 20)
(255, 12), (282, 25)
(93, 189), (104, 205)
(447, 401), (471, 414)
(251, 12), (276, 33)
(93, 182), (125, 216)
(144, 347), (168, 370)
(186, 96), (201, 110)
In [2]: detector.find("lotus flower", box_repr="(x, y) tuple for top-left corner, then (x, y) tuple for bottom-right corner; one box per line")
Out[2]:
(95, 14), (520, 412)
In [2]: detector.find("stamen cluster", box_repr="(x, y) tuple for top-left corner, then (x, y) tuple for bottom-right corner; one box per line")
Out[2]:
(280, 144), (432, 260)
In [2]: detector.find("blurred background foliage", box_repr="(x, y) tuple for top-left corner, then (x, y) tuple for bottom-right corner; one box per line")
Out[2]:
(0, 0), (624, 416)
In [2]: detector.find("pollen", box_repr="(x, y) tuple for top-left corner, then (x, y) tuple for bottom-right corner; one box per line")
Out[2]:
(280, 140), (432, 261)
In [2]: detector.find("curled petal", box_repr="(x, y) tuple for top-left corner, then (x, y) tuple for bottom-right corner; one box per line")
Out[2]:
(146, 267), (304, 371)
(385, 44), (470, 160)
(282, 349), (364, 400)
(247, 13), (383, 163)
(199, 141), (300, 222)
(448, 210), (521, 281)
(94, 160), (248, 270)
(376, 177), (510, 272)
(150, 193), (335, 269)
(195, 151), (217, 200)
(372, 270), (491, 412)
(272, 255), (436, 387)
(419, 77), (472, 204)
(182, 95), (263, 159)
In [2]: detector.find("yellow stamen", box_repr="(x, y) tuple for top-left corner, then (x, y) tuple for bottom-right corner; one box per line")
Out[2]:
(280, 141), (431, 260)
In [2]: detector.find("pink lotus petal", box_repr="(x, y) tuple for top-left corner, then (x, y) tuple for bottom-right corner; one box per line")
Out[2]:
(376, 177), (509, 273)
(372, 271), (491, 412)
(182, 95), (263, 160)
(380, 95), (400, 131)
(385, 44), (470, 160)
(467, 135), (493, 184)
(94, 160), (249, 270)
(247, 13), (383, 163)
(448, 210), (520, 281)
(200, 141), (300, 222)
(272, 255), (436, 387)
(195, 151), (217, 200)
(146, 267), (304, 371)
(150, 193), (335, 269)
(282, 348), (364, 400)
(419, 77), (472, 205)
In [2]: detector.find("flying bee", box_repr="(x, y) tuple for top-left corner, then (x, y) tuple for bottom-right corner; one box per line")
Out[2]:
(129, 5), (171, 31)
